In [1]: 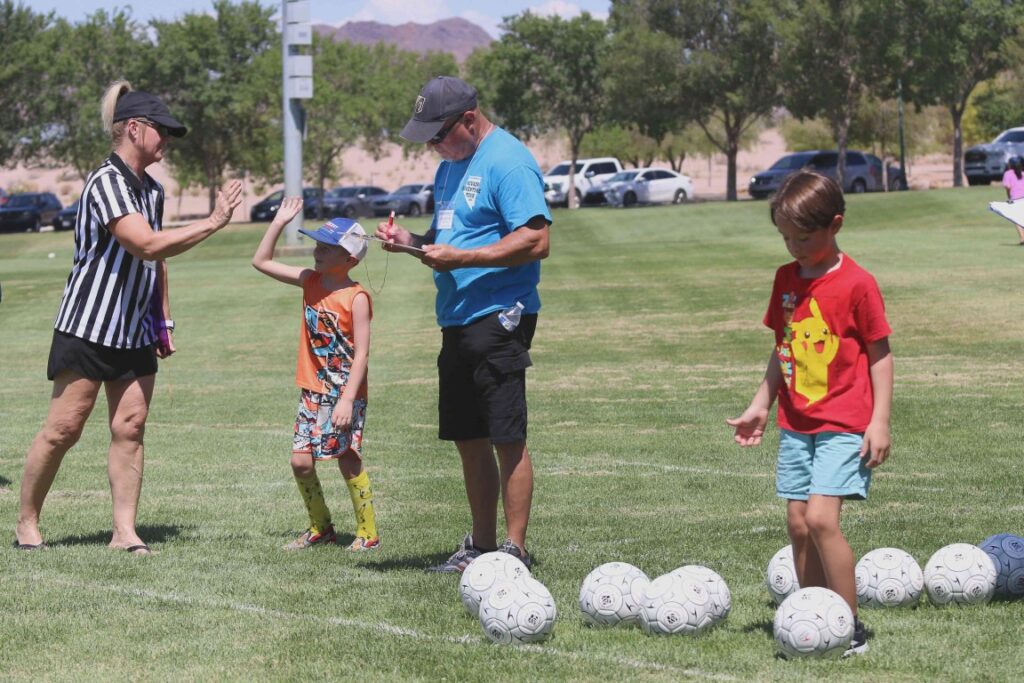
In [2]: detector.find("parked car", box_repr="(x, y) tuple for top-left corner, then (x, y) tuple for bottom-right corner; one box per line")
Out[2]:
(543, 157), (623, 207)
(748, 150), (904, 199)
(310, 185), (389, 219)
(964, 127), (1024, 186)
(0, 192), (62, 232)
(0, 188), (8, 206)
(584, 168), (694, 207)
(371, 183), (434, 217)
(53, 199), (79, 231)
(250, 188), (322, 222)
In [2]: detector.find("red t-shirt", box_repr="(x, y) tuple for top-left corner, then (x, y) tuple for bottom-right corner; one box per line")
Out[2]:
(295, 274), (371, 399)
(763, 255), (891, 433)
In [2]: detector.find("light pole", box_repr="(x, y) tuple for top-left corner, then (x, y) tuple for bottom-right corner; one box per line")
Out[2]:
(282, 0), (313, 245)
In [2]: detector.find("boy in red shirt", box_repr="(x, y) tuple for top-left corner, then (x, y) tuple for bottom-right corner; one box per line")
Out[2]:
(252, 197), (379, 552)
(727, 171), (893, 656)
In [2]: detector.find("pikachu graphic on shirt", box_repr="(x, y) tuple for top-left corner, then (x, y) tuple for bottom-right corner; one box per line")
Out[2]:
(788, 298), (838, 404)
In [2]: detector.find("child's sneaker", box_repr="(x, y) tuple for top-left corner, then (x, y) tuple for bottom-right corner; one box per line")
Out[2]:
(426, 533), (484, 573)
(498, 538), (532, 568)
(283, 525), (337, 551)
(843, 618), (869, 657)
(347, 536), (381, 551)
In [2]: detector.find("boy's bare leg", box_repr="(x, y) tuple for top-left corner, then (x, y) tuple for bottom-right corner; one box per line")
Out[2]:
(804, 494), (858, 614)
(787, 499), (828, 589)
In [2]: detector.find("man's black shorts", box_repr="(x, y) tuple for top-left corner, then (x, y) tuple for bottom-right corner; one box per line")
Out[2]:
(47, 330), (158, 381)
(438, 310), (537, 443)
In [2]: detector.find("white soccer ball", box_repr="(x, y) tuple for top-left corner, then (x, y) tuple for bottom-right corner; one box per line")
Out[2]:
(478, 576), (557, 645)
(669, 565), (731, 625)
(855, 547), (924, 608)
(459, 551), (531, 617)
(924, 543), (998, 606)
(978, 534), (1024, 599)
(638, 571), (717, 635)
(773, 587), (854, 658)
(766, 544), (800, 605)
(578, 562), (649, 627)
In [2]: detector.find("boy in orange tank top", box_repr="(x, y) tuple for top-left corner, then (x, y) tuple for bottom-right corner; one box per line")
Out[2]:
(253, 197), (379, 551)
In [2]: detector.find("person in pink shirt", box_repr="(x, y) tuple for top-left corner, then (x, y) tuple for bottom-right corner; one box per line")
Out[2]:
(1002, 156), (1024, 244)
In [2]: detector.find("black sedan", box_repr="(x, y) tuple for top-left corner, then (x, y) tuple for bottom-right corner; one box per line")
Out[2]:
(0, 192), (62, 232)
(250, 188), (322, 222)
(53, 199), (80, 231)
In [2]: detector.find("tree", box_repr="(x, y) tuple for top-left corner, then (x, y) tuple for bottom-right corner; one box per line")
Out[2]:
(150, 0), (279, 211)
(303, 38), (457, 216)
(39, 10), (151, 181)
(468, 12), (608, 208)
(902, 0), (1024, 186)
(0, 1), (54, 167)
(610, 0), (782, 200)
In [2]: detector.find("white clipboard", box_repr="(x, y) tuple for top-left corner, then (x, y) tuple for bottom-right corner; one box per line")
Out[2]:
(989, 201), (1024, 226)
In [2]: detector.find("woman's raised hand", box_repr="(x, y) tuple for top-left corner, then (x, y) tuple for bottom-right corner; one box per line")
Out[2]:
(211, 180), (244, 228)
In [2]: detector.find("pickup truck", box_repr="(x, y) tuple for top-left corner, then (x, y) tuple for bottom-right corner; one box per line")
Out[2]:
(543, 157), (623, 207)
(964, 127), (1024, 185)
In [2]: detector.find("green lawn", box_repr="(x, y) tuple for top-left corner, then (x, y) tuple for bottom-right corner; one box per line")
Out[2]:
(2, 187), (1022, 681)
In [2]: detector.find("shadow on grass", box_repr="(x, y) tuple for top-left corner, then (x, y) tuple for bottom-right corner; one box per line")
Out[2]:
(50, 523), (186, 547)
(355, 551), (541, 572)
(0, 474), (11, 488)
(743, 618), (774, 638)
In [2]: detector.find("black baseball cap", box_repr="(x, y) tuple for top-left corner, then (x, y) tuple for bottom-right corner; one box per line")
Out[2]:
(399, 76), (478, 143)
(113, 91), (188, 137)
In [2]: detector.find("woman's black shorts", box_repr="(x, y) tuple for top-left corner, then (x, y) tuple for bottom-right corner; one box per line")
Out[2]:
(47, 330), (158, 381)
(437, 311), (537, 444)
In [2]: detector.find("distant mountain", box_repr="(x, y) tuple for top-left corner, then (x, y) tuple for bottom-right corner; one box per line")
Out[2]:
(314, 18), (493, 63)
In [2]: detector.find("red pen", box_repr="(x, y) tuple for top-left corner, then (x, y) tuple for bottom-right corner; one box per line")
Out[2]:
(388, 210), (395, 228)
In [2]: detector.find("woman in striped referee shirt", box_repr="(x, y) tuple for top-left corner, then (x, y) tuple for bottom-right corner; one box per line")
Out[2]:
(14, 81), (242, 554)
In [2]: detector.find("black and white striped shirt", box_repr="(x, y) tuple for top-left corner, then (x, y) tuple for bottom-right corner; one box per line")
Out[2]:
(54, 153), (165, 349)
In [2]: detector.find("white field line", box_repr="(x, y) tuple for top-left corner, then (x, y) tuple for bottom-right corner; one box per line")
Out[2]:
(41, 575), (736, 681)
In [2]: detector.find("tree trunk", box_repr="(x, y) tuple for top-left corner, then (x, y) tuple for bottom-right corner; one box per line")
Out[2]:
(568, 135), (581, 210)
(950, 105), (964, 188)
(207, 166), (217, 213)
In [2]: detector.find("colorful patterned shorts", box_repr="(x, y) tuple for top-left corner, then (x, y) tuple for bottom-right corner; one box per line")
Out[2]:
(293, 389), (366, 460)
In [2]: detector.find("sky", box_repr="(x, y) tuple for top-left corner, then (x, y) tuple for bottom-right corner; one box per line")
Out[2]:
(32, 1), (611, 38)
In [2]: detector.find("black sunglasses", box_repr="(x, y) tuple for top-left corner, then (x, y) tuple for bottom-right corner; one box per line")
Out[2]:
(135, 118), (170, 138)
(429, 113), (465, 144)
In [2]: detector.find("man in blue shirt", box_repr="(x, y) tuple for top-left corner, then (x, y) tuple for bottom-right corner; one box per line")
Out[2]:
(376, 76), (551, 573)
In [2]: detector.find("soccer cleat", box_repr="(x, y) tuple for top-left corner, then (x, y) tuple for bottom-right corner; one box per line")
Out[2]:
(283, 525), (337, 551)
(843, 618), (869, 657)
(346, 536), (381, 551)
(426, 533), (483, 573)
(498, 538), (532, 568)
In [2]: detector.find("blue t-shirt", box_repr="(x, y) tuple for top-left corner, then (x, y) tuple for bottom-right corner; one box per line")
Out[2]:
(430, 127), (552, 327)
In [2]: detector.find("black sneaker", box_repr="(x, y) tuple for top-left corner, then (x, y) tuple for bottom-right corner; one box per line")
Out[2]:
(426, 533), (483, 573)
(498, 538), (532, 568)
(844, 618), (869, 657)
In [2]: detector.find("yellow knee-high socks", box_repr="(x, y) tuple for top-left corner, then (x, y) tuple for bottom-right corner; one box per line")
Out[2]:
(345, 470), (378, 540)
(295, 471), (332, 534)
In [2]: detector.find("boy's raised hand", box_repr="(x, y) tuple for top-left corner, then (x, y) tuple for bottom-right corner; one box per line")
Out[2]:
(726, 407), (769, 447)
(273, 196), (303, 226)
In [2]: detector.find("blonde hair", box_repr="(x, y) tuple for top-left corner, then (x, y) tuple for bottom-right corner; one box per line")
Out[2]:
(101, 80), (133, 146)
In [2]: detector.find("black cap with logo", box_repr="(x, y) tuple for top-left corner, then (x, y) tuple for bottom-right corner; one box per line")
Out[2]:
(399, 76), (478, 143)
(113, 91), (188, 137)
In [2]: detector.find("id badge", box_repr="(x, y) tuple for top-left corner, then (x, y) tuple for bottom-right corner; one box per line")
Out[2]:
(436, 200), (455, 230)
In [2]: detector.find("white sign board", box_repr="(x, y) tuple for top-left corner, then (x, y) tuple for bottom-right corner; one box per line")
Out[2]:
(287, 76), (313, 100)
(286, 23), (312, 45)
(287, 0), (311, 23)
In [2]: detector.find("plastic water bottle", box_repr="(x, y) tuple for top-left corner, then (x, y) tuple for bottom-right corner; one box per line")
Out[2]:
(498, 301), (525, 331)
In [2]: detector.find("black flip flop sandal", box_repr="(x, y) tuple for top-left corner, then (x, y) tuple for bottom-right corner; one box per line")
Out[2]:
(12, 539), (47, 551)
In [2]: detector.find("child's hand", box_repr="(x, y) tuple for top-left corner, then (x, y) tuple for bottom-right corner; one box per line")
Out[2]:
(725, 407), (769, 447)
(860, 420), (891, 468)
(272, 196), (304, 227)
(331, 397), (354, 432)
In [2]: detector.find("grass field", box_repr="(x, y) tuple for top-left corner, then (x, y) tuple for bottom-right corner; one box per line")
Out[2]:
(2, 187), (1023, 681)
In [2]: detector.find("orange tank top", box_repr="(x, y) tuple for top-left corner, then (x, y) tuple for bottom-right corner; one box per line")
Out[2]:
(295, 273), (372, 399)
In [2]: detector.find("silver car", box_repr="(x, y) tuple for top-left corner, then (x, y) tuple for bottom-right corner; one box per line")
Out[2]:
(585, 168), (694, 207)
(964, 127), (1024, 186)
(371, 183), (434, 217)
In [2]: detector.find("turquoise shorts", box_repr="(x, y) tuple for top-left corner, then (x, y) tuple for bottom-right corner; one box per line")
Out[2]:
(776, 429), (871, 501)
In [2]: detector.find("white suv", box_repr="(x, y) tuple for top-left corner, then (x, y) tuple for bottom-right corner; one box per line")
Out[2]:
(543, 157), (623, 207)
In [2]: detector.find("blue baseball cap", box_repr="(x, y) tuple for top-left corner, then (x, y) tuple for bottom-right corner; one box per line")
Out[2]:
(298, 217), (368, 262)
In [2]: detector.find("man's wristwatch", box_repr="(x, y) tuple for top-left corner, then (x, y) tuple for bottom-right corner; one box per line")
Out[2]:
(165, 320), (175, 333)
